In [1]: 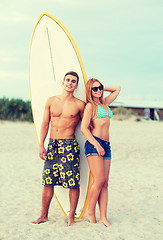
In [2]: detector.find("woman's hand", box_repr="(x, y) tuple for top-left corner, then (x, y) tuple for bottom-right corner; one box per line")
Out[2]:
(95, 143), (105, 157)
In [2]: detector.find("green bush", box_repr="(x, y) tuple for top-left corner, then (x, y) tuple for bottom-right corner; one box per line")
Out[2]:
(0, 98), (33, 122)
(112, 107), (135, 120)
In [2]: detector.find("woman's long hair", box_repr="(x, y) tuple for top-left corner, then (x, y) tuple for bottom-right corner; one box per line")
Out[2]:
(86, 78), (104, 120)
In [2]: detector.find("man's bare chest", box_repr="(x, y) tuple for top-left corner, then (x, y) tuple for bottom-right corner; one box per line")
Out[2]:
(50, 102), (79, 118)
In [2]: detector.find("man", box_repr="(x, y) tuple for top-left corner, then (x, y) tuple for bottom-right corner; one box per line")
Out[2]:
(32, 71), (85, 226)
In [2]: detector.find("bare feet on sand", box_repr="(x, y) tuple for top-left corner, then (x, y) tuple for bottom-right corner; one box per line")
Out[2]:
(99, 218), (111, 227)
(68, 216), (75, 226)
(86, 210), (97, 223)
(32, 217), (48, 224)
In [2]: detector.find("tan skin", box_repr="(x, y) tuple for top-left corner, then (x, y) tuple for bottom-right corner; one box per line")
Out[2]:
(32, 74), (85, 226)
(81, 81), (121, 227)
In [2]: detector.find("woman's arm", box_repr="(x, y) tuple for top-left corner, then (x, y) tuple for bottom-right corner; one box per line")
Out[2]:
(81, 103), (105, 156)
(103, 85), (121, 106)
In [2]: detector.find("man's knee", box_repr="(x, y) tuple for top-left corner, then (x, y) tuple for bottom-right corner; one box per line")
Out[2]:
(43, 185), (54, 194)
(69, 187), (80, 194)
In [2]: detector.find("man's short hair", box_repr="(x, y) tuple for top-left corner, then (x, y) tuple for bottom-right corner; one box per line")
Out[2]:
(64, 71), (79, 84)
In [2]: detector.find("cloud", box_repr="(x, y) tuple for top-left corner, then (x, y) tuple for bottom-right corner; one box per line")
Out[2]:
(0, 12), (35, 23)
(0, 50), (26, 64)
(0, 70), (28, 80)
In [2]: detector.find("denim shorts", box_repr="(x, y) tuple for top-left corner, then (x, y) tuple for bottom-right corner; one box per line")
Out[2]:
(84, 136), (111, 159)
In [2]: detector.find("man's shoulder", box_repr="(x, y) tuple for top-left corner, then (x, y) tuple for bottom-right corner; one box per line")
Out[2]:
(74, 97), (85, 108)
(45, 96), (58, 107)
(47, 95), (60, 103)
(73, 97), (85, 104)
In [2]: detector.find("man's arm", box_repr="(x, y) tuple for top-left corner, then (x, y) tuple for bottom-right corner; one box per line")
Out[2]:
(39, 98), (51, 160)
(78, 100), (85, 119)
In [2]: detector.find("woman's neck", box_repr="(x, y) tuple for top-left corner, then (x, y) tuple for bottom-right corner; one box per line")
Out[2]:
(93, 97), (101, 104)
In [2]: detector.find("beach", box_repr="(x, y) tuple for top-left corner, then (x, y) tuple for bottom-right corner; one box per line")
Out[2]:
(0, 119), (162, 240)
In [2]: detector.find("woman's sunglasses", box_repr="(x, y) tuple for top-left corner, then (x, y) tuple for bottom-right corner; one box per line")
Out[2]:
(91, 85), (104, 92)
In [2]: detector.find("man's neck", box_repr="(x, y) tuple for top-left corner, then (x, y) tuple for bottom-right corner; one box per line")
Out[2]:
(61, 89), (74, 100)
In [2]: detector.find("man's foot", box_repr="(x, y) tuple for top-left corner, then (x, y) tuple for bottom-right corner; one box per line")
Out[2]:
(68, 216), (75, 226)
(99, 218), (111, 227)
(32, 217), (48, 224)
(86, 210), (97, 223)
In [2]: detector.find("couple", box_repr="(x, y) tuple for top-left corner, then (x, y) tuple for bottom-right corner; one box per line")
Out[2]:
(32, 71), (121, 226)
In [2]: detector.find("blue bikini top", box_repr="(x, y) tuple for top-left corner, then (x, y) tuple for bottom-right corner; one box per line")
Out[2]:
(93, 102), (113, 120)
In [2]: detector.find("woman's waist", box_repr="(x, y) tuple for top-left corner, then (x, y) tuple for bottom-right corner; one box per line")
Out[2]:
(92, 117), (110, 128)
(91, 129), (109, 142)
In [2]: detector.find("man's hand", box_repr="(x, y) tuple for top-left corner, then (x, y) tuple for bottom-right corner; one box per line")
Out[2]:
(39, 145), (46, 160)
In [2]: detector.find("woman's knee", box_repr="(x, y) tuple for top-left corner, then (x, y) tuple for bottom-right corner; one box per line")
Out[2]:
(103, 178), (109, 189)
(94, 177), (105, 188)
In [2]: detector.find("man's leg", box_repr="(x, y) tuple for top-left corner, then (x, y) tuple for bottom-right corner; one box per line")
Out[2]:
(32, 186), (54, 224)
(68, 188), (80, 226)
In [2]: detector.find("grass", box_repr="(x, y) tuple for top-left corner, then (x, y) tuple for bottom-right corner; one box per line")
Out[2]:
(0, 97), (33, 122)
(112, 107), (142, 121)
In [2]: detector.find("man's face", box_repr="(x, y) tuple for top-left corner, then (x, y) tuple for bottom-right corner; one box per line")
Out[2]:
(63, 74), (78, 92)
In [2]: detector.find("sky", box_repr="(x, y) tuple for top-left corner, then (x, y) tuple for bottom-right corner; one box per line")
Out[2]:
(0, 0), (163, 104)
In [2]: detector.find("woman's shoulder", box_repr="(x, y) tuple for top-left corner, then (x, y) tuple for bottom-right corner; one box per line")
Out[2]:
(85, 102), (93, 110)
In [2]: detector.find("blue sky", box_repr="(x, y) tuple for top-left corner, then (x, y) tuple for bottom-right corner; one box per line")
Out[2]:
(0, 0), (163, 103)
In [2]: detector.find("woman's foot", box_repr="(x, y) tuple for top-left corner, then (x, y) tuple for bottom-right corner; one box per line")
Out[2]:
(86, 210), (97, 223)
(99, 218), (111, 227)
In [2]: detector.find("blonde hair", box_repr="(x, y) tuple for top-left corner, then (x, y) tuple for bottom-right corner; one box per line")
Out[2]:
(86, 78), (104, 120)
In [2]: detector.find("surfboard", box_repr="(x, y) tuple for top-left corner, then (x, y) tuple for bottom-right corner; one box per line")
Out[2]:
(29, 12), (92, 219)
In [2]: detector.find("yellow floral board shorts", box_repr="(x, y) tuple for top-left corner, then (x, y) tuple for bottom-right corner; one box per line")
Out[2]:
(42, 138), (80, 188)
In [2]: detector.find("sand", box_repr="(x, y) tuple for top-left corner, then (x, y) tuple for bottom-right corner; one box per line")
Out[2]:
(0, 119), (162, 240)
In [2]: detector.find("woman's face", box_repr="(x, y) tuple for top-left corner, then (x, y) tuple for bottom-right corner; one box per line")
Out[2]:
(91, 81), (103, 99)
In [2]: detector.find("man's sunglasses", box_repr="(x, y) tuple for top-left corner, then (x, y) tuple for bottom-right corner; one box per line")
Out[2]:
(91, 85), (104, 92)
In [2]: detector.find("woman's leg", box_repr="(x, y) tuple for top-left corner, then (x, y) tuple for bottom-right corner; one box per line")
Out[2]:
(87, 155), (105, 223)
(98, 159), (111, 227)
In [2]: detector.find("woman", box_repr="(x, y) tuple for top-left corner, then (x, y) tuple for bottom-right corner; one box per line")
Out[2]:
(81, 78), (121, 227)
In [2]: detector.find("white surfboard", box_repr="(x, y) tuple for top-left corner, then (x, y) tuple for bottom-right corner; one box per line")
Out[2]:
(29, 12), (92, 219)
